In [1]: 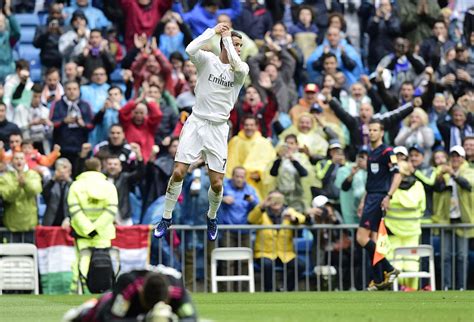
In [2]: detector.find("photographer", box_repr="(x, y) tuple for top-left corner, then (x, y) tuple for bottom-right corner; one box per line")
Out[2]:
(33, 11), (66, 70)
(270, 134), (309, 213)
(248, 191), (306, 292)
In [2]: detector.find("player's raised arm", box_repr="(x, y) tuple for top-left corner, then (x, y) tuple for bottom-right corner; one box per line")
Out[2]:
(221, 30), (249, 75)
(185, 23), (228, 59)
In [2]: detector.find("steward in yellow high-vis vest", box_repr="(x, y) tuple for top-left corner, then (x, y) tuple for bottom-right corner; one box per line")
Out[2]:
(68, 158), (118, 293)
(385, 162), (426, 290)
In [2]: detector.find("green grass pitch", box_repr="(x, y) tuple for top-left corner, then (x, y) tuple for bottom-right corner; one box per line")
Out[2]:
(0, 292), (473, 322)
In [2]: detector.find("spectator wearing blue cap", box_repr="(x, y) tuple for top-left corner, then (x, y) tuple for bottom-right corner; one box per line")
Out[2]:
(395, 107), (435, 164)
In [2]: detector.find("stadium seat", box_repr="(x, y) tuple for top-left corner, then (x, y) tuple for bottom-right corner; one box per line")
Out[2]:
(211, 247), (255, 293)
(392, 245), (436, 291)
(0, 243), (39, 295)
(20, 27), (36, 44)
(15, 13), (40, 27)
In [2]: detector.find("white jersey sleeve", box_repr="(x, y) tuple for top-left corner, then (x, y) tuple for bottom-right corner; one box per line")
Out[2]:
(222, 36), (249, 85)
(185, 28), (216, 70)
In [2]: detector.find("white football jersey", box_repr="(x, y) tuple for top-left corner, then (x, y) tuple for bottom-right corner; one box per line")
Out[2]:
(186, 28), (249, 122)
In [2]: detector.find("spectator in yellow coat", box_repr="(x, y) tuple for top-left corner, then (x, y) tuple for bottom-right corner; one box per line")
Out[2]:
(248, 191), (306, 291)
(226, 115), (275, 200)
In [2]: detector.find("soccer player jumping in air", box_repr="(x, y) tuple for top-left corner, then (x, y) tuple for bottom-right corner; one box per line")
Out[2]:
(154, 23), (249, 241)
(357, 119), (403, 290)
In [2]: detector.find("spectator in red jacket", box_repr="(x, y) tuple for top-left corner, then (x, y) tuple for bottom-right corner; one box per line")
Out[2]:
(119, 0), (172, 50)
(131, 39), (174, 95)
(119, 92), (163, 163)
(230, 84), (278, 138)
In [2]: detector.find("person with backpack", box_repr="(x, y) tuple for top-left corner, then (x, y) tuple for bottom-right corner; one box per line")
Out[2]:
(67, 157), (118, 293)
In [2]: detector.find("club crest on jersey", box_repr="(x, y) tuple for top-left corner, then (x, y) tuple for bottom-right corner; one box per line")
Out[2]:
(208, 73), (234, 87)
(370, 163), (379, 174)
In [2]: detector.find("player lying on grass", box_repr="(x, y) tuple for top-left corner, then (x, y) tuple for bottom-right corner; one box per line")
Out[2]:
(63, 265), (197, 322)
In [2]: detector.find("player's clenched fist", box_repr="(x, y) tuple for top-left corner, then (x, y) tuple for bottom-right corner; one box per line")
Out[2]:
(214, 23), (229, 34)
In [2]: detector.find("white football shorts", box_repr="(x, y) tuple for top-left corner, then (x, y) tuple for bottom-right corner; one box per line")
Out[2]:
(175, 113), (229, 174)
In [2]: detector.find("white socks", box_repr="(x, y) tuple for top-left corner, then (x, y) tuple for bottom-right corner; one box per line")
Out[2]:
(163, 179), (183, 219)
(207, 186), (223, 219)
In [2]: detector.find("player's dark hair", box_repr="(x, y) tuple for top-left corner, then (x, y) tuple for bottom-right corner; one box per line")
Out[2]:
(220, 31), (243, 50)
(400, 81), (414, 88)
(285, 133), (298, 143)
(368, 118), (385, 130)
(142, 273), (170, 309)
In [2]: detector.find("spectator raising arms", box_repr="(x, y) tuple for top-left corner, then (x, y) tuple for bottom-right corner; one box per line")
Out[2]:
(119, 90), (162, 163)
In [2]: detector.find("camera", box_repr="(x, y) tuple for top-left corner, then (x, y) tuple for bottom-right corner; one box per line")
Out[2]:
(244, 194), (251, 201)
(310, 103), (323, 114)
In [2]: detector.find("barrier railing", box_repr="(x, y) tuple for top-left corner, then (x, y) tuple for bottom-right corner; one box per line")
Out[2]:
(1, 224), (473, 292)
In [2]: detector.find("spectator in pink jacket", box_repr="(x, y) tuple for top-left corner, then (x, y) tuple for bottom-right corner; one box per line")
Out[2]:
(119, 92), (163, 163)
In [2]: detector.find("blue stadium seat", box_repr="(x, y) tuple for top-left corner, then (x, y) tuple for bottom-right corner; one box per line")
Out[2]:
(20, 27), (36, 44)
(38, 11), (48, 26)
(19, 44), (42, 82)
(15, 13), (40, 27)
(19, 44), (40, 61)
(30, 68), (42, 82)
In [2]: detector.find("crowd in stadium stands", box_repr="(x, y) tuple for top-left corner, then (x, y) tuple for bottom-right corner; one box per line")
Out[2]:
(0, 0), (473, 292)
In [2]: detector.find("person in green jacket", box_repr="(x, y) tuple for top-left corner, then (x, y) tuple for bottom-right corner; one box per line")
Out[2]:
(335, 146), (368, 224)
(398, 0), (442, 45)
(0, 151), (42, 243)
(68, 157), (119, 293)
(432, 146), (474, 290)
(385, 161), (426, 290)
